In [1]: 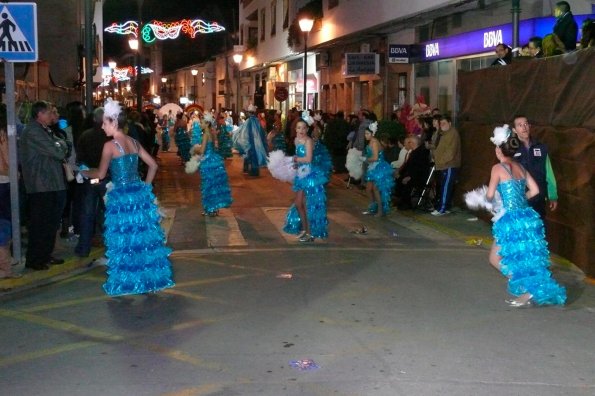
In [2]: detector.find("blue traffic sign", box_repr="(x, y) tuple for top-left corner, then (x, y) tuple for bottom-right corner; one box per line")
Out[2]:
(0, 2), (37, 62)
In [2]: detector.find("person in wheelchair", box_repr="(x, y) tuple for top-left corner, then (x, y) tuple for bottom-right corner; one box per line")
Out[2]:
(394, 135), (431, 210)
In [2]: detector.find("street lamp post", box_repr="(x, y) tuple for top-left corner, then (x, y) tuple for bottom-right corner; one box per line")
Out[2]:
(108, 60), (117, 98)
(128, 37), (142, 112)
(191, 69), (198, 103)
(299, 17), (314, 111)
(233, 46), (244, 113)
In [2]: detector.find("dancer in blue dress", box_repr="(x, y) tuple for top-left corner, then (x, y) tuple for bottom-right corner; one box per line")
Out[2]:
(82, 99), (174, 296)
(232, 105), (268, 176)
(216, 113), (233, 159)
(311, 117), (332, 180)
(362, 122), (395, 216)
(193, 114), (232, 216)
(189, 113), (203, 147)
(485, 125), (566, 307)
(173, 113), (191, 163)
(283, 113), (328, 242)
(160, 114), (171, 152)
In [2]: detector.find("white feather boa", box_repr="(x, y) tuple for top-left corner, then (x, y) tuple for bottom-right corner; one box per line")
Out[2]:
(464, 185), (505, 222)
(267, 150), (296, 183)
(184, 155), (203, 174)
(345, 148), (365, 180)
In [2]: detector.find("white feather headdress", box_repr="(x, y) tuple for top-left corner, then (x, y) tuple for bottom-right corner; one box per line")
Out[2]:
(301, 111), (314, 126)
(367, 121), (378, 136)
(104, 98), (121, 120)
(203, 112), (215, 126)
(490, 124), (511, 146)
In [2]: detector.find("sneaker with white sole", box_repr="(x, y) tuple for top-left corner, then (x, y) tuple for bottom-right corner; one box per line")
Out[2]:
(431, 210), (450, 216)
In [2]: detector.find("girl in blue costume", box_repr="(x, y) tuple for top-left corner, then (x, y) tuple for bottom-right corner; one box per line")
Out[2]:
(362, 121), (395, 216)
(189, 113), (203, 147)
(82, 99), (174, 296)
(173, 113), (191, 163)
(283, 113), (328, 242)
(216, 113), (233, 159)
(267, 111), (287, 153)
(193, 114), (232, 216)
(486, 125), (566, 307)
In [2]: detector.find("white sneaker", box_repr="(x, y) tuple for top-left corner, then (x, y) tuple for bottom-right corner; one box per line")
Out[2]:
(431, 210), (450, 216)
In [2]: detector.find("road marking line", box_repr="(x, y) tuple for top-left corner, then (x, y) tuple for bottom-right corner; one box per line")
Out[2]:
(261, 207), (298, 244)
(173, 274), (249, 287)
(171, 246), (483, 255)
(22, 295), (108, 312)
(164, 288), (231, 305)
(0, 341), (97, 368)
(205, 208), (248, 247)
(0, 309), (123, 341)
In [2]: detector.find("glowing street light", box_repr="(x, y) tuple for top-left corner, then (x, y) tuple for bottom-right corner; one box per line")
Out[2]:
(191, 69), (198, 103)
(299, 16), (314, 110)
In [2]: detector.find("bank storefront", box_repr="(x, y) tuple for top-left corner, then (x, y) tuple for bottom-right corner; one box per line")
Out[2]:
(413, 15), (594, 117)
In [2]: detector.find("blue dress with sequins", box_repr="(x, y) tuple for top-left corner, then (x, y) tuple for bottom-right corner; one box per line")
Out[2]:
(199, 141), (233, 214)
(103, 142), (174, 296)
(283, 142), (328, 239)
(493, 172), (566, 305)
(174, 127), (191, 162)
(363, 146), (395, 215)
(190, 121), (202, 146)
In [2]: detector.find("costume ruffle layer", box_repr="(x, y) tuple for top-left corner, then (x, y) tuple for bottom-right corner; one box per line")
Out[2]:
(313, 141), (332, 179)
(283, 165), (328, 239)
(364, 159), (395, 214)
(271, 133), (287, 152)
(174, 128), (191, 162)
(200, 146), (232, 213)
(217, 126), (233, 158)
(190, 122), (202, 146)
(493, 206), (566, 305)
(103, 181), (174, 296)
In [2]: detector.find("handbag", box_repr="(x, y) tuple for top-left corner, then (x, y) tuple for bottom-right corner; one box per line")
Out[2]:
(63, 161), (75, 182)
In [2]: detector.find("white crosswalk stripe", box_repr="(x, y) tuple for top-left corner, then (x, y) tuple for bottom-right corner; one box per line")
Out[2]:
(205, 208), (248, 247)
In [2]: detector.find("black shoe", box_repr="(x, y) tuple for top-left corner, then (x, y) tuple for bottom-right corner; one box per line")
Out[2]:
(26, 264), (50, 271)
(49, 257), (65, 265)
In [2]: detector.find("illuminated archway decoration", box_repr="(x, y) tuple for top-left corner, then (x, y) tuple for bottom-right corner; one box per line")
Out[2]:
(105, 19), (225, 43)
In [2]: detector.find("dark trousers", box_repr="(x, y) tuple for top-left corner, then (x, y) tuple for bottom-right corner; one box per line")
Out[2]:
(0, 183), (10, 221)
(436, 167), (458, 212)
(528, 194), (547, 219)
(75, 180), (107, 257)
(25, 190), (66, 268)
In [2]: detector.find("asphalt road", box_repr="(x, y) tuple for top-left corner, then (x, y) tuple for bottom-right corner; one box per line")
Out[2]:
(1, 151), (594, 396)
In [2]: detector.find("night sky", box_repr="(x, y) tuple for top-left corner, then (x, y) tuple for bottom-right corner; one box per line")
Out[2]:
(103, 0), (238, 71)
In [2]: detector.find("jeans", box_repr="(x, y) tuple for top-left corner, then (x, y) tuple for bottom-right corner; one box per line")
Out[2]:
(75, 179), (107, 257)
(26, 190), (66, 268)
(0, 183), (10, 221)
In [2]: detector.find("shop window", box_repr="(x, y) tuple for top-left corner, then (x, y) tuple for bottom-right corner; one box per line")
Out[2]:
(248, 27), (258, 48)
(434, 16), (448, 37)
(452, 13), (462, 28)
(416, 63), (430, 78)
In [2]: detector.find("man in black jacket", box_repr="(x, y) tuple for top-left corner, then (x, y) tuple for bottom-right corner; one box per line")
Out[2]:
(19, 101), (69, 270)
(395, 136), (431, 209)
(553, 1), (578, 52)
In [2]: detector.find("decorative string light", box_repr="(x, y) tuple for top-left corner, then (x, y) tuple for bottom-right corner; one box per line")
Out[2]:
(105, 19), (225, 43)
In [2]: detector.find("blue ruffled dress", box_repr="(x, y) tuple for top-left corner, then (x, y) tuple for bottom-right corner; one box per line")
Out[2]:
(493, 171), (566, 305)
(283, 142), (329, 239)
(363, 146), (395, 214)
(313, 140), (332, 180)
(199, 141), (233, 214)
(217, 124), (233, 158)
(174, 127), (191, 162)
(190, 121), (202, 146)
(161, 125), (170, 151)
(103, 141), (174, 296)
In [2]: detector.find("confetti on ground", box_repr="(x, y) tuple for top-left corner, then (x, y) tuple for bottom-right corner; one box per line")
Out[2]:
(276, 273), (293, 279)
(351, 226), (368, 234)
(466, 238), (483, 246)
(289, 359), (320, 370)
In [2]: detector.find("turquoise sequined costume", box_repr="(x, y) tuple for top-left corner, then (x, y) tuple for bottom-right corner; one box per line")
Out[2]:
(313, 140), (332, 180)
(190, 121), (202, 146)
(217, 124), (233, 158)
(283, 142), (329, 239)
(199, 141), (233, 214)
(493, 165), (566, 305)
(174, 127), (191, 162)
(103, 141), (174, 296)
(363, 146), (395, 215)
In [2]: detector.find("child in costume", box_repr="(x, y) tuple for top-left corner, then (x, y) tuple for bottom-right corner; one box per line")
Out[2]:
(362, 121), (395, 216)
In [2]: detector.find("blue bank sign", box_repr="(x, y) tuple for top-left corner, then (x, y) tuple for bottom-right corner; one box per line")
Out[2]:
(388, 45), (410, 63)
(0, 2), (38, 62)
(420, 15), (593, 61)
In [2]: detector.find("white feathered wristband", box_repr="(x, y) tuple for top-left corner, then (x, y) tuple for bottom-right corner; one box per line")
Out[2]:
(464, 185), (505, 222)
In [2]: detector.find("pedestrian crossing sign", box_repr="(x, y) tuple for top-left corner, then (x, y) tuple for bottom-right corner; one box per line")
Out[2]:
(0, 3), (37, 62)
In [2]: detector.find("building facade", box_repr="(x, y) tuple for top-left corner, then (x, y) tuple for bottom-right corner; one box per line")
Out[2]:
(236, 0), (594, 118)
